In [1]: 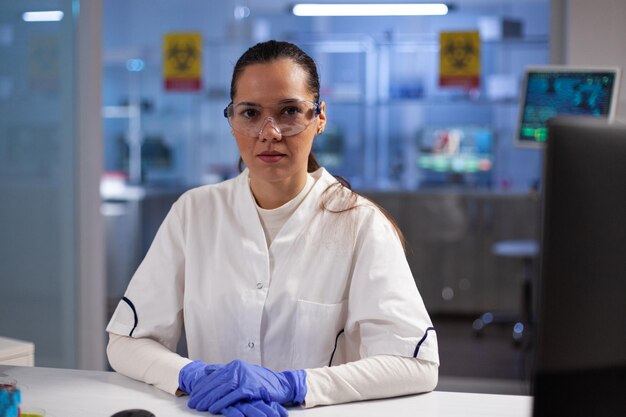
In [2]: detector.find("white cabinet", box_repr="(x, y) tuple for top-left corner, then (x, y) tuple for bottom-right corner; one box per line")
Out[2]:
(0, 336), (34, 366)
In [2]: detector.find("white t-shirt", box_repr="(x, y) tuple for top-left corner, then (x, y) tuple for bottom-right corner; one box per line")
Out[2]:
(256, 173), (315, 246)
(107, 167), (438, 371)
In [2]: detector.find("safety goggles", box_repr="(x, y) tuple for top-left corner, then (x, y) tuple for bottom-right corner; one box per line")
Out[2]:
(224, 99), (321, 138)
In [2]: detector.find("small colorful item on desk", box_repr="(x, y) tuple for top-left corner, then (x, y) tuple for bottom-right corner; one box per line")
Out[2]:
(20, 406), (46, 417)
(0, 376), (21, 417)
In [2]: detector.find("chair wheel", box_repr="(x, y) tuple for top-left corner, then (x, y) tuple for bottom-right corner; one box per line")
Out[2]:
(472, 318), (485, 336)
(512, 322), (525, 345)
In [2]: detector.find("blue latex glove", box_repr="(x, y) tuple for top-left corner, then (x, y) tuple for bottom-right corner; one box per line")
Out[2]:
(221, 400), (288, 417)
(178, 360), (223, 395)
(186, 359), (307, 413)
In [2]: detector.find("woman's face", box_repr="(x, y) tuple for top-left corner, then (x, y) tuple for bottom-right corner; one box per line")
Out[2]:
(231, 58), (326, 187)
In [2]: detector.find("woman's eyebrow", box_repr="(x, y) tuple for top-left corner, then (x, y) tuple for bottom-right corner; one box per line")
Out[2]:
(235, 98), (304, 107)
(234, 101), (261, 107)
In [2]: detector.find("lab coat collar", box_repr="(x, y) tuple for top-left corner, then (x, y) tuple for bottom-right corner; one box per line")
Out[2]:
(233, 167), (338, 251)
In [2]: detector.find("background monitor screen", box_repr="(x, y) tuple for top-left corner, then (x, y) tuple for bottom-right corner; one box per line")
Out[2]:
(417, 126), (493, 187)
(533, 116), (626, 416)
(516, 67), (620, 147)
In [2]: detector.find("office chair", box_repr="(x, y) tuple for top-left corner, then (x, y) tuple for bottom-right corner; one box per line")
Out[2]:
(472, 239), (538, 344)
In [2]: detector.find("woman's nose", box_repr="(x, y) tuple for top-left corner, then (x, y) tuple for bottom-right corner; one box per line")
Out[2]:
(258, 117), (283, 142)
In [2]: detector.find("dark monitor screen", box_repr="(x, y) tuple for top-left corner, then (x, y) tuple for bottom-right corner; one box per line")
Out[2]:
(516, 67), (620, 147)
(533, 117), (626, 417)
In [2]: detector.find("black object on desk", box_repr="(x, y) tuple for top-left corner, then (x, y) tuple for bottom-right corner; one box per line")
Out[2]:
(111, 410), (155, 417)
(472, 239), (538, 344)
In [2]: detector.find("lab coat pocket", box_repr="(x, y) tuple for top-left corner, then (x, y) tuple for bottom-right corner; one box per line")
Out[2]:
(293, 299), (347, 369)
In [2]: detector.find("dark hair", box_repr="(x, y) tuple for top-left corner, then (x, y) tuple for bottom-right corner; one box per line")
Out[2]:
(320, 183), (407, 251)
(230, 40), (320, 103)
(231, 40), (321, 173)
(231, 40), (406, 250)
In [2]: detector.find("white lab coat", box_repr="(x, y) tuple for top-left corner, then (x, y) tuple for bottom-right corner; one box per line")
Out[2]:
(107, 168), (439, 371)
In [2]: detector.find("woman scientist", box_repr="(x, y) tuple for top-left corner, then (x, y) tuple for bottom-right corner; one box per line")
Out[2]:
(106, 40), (439, 417)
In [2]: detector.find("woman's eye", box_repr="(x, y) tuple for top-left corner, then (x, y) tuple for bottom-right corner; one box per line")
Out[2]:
(282, 106), (302, 116)
(240, 109), (259, 119)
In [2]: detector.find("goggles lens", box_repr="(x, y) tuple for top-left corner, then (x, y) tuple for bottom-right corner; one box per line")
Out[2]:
(224, 100), (320, 137)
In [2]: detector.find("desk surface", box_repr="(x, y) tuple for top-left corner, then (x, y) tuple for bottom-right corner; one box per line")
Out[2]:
(1, 365), (532, 417)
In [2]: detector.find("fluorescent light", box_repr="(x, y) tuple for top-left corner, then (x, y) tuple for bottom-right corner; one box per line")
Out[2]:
(292, 3), (449, 16)
(22, 11), (64, 22)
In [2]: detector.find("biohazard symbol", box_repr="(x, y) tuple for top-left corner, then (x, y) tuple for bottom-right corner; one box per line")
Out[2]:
(167, 42), (198, 73)
(442, 35), (477, 70)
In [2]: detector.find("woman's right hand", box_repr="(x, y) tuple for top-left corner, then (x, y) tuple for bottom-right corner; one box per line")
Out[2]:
(178, 360), (223, 395)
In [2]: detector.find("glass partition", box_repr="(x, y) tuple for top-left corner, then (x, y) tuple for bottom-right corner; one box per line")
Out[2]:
(0, 0), (79, 368)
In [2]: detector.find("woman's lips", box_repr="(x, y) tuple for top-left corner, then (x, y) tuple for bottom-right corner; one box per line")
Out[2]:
(257, 152), (286, 163)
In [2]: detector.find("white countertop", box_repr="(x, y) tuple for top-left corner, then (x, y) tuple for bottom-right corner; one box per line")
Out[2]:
(0, 365), (532, 417)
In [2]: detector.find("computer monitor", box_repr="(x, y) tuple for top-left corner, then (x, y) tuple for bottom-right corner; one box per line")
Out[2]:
(533, 116), (626, 416)
(417, 126), (494, 187)
(516, 66), (621, 148)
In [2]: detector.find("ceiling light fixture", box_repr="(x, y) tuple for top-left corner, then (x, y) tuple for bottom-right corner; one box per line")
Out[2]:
(22, 11), (64, 22)
(292, 3), (449, 17)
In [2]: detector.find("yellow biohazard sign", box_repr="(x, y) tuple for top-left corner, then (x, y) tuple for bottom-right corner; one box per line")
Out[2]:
(439, 31), (481, 89)
(163, 32), (202, 91)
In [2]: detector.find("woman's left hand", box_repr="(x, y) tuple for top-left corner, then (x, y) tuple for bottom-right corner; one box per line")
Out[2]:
(221, 400), (288, 417)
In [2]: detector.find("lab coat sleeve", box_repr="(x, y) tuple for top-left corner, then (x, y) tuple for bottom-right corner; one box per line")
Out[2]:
(106, 197), (187, 353)
(303, 355), (438, 408)
(346, 204), (439, 364)
(107, 333), (192, 395)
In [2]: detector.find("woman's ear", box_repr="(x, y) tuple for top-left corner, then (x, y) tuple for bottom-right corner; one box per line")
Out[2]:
(317, 101), (327, 135)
